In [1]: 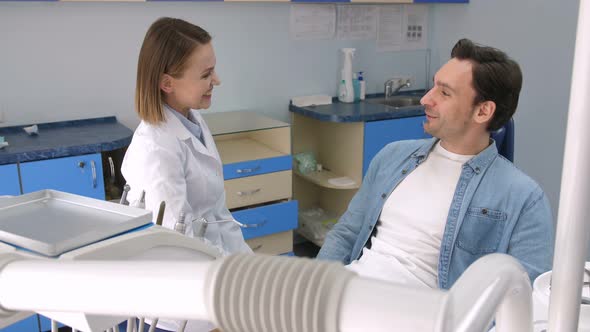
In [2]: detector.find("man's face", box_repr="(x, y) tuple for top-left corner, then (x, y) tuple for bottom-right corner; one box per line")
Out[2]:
(420, 58), (480, 145)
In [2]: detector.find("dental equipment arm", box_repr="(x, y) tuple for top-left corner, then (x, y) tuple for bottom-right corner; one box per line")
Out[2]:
(0, 253), (532, 332)
(548, 0), (590, 331)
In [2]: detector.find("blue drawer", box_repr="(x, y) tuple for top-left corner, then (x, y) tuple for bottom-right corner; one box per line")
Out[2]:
(233, 200), (298, 240)
(20, 153), (105, 200)
(223, 155), (292, 180)
(0, 315), (39, 332)
(0, 164), (20, 196)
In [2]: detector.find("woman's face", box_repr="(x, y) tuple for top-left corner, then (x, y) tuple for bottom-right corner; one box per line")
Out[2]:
(162, 42), (221, 113)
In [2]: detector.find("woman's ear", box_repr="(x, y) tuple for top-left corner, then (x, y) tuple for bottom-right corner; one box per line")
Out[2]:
(160, 74), (174, 94)
(474, 100), (496, 125)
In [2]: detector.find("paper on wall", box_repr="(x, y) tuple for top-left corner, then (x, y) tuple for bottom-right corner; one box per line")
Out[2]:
(290, 4), (336, 40)
(400, 4), (429, 51)
(376, 4), (429, 52)
(376, 5), (404, 52)
(336, 5), (379, 40)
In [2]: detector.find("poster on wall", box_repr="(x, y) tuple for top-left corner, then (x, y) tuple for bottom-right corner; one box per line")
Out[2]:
(336, 5), (379, 40)
(376, 5), (404, 52)
(290, 4), (336, 40)
(377, 4), (429, 52)
(401, 4), (429, 51)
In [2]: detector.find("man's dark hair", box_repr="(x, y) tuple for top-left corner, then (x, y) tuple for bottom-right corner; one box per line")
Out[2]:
(451, 38), (522, 131)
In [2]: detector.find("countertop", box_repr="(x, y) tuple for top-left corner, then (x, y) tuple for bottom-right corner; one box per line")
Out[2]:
(288, 92), (426, 123)
(0, 117), (133, 165)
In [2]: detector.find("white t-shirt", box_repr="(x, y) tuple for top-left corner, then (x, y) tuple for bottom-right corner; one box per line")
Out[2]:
(347, 141), (473, 288)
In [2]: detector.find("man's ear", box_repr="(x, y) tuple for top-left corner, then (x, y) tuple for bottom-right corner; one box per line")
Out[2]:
(474, 100), (496, 125)
(160, 74), (174, 94)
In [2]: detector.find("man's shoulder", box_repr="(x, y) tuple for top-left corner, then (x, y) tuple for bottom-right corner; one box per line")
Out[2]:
(488, 154), (544, 194)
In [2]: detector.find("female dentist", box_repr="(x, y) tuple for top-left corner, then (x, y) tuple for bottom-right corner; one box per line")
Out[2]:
(121, 16), (251, 332)
(122, 18), (253, 253)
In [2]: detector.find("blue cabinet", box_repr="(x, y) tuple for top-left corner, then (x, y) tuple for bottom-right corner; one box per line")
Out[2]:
(363, 115), (430, 175)
(20, 154), (105, 200)
(0, 315), (38, 332)
(234, 200), (298, 240)
(0, 164), (20, 196)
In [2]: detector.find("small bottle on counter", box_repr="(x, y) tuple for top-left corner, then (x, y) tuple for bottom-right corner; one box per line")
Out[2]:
(358, 71), (366, 100)
(352, 73), (360, 102)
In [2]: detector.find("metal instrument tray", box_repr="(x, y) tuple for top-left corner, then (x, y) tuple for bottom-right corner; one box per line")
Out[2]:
(0, 190), (152, 257)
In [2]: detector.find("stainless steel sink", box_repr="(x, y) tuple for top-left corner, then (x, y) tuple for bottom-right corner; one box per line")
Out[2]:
(366, 95), (423, 108)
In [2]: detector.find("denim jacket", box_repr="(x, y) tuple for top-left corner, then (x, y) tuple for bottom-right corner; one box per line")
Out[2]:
(317, 138), (554, 289)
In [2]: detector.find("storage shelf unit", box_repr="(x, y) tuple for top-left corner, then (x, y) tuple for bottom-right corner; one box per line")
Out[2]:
(291, 111), (428, 247)
(204, 110), (297, 255)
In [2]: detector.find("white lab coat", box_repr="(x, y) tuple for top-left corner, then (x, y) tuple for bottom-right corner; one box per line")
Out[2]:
(121, 107), (252, 331)
(122, 106), (251, 254)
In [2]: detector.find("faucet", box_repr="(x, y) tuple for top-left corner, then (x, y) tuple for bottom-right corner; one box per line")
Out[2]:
(384, 78), (411, 99)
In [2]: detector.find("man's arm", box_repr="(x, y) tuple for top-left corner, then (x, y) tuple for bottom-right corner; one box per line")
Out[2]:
(507, 189), (554, 283)
(317, 144), (386, 264)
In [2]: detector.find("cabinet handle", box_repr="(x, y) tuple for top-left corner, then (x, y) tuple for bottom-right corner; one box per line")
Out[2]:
(236, 166), (260, 174)
(236, 188), (261, 196)
(108, 156), (116, 184)
(251, 244), (263, 251)
(235, 219), (267, 229)
(91, 160), (97, 188)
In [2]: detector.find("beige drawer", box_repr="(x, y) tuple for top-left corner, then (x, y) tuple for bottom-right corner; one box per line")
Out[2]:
(246, 230), (293, 255)
(224, 170), (292, 209)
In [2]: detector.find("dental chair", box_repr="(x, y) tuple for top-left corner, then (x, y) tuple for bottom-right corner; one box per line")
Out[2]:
(491, 118), (515, 162)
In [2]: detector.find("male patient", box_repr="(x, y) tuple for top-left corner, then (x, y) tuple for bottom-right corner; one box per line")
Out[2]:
(317, 38), (554, 289)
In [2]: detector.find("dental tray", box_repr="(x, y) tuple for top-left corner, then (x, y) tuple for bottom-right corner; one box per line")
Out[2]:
(0, 190), (152, 257)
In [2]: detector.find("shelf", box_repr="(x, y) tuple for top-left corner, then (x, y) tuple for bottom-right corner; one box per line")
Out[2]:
(297, 229), (324, 248)
(215, 138), (286, 164)
(297, 207), (340, 248)
(293, 168), (359, 190)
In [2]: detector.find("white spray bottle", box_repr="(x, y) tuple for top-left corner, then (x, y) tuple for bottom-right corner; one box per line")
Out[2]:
(338, 48), (356, 103)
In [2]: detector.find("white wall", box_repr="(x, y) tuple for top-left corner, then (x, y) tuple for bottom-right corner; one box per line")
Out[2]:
(0, 1), (429, 129)
(429, 0), (579, 221)
(0, 1), (577, 222)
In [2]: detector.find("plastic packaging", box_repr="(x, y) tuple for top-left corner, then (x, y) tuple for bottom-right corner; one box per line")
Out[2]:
(298, 207), (338, 244)
(293, 152), (317, 174)
(358, 71), (366, 100)
(338, 48), (356, 103)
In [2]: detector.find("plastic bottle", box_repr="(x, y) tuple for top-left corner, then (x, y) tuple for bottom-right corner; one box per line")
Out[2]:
(338, 79), (347, 101)
(352, 73), (360, 102)
(338, 48), (356, 103)
(358, 71), (366, 100)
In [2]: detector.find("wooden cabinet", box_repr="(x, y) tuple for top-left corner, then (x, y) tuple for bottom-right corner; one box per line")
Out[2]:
(0, 164), (20, 196)
(292, 112), (427, 246)
(204, 110), (297, 255)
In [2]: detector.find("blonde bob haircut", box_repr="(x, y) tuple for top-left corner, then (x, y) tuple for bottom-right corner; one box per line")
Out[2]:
(135, 17), (212, 125)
